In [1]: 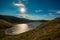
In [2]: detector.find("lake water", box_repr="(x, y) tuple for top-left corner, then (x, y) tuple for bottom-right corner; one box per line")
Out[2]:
(5, 22), (41, 35)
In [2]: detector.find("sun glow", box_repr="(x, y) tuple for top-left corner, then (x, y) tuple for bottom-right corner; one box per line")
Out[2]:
(13, 0), (27, 18)
(20, 7), (26, 13)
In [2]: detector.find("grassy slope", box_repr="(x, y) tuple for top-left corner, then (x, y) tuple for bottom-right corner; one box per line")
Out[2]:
(0, 19), (12, 38)
(1, 17), (60, 40)
(0, 19), (12, 29)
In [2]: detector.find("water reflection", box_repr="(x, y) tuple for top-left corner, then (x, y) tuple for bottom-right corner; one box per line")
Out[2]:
(5, 22), (41, 35)
(5, 24), (31, 35)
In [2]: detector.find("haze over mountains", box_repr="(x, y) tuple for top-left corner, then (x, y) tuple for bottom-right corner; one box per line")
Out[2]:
(0, 15), (31, 24)
(0, 15), (48, 23)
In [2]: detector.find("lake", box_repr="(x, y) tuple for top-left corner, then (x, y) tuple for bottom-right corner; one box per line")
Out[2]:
(5, 22), (41, 35)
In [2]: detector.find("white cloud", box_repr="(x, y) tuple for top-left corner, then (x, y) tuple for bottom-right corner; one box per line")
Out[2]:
(16, 14), (28, 18)
(13, 3), (25, 7)
(49, 10), (56, 12)
(49, 10), (60, 15)
(23, 0), (27, 1)
(35, 10), (43, 13)
(42, 14), (56, 20)
(49, 13), (54, 16)
(56, 10), (60, 14)
(16, 13), (57, 20)
(43, 15), (48, 17)
(16, 13), (42, 20)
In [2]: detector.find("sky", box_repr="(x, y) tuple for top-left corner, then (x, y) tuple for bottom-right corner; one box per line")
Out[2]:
(0, 0), (60, 20)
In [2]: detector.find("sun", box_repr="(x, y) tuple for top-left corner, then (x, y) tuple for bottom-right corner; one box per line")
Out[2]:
(20, 7), (26, 13)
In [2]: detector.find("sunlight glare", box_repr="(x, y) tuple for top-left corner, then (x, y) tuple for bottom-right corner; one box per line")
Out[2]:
(20, 7), (26, 13)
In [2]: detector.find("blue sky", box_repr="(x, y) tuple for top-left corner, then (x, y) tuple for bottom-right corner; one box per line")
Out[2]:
(0, 0), (60, 20)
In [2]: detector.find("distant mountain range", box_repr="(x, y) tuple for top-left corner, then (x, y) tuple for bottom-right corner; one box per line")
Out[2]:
(0, 15), (48, 23)
(0, 15), (31, 24)
(0, 15), (60, 40)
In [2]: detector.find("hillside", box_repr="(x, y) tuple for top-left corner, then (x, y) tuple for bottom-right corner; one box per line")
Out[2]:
(0, 19), (12, 29)
(1, 17), (60, 40)
(0, 19), (12, 38)
(0, 15), (31, 23)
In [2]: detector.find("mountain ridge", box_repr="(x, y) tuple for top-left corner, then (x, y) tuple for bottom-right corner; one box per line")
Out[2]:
(0, 15), (31, 23)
